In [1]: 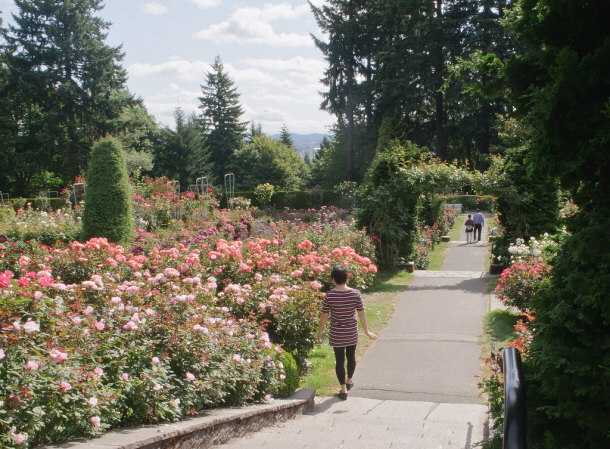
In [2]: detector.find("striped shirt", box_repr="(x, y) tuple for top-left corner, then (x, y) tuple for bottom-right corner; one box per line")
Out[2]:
(322, 289), (365, 347)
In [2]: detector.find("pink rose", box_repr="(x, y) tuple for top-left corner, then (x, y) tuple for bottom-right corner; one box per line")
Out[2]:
(186, 372), (195, 381)
(26, 360), (39, 370)
(50, 349), (68, 363)
(91, 416), (101, 428)
(59, 381), (72, 391)
(122, 373), (129, 381)
(23, 320), (40, 333)
(151, 356), (159, 364)
(0, 349), (4, 359)
(13, 433), (27, 444)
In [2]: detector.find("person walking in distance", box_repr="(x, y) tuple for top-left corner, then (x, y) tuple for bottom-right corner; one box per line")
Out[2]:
(473, 208), (485, 241)
(316, 265), (377, 400)
(464, 214), (475, 243)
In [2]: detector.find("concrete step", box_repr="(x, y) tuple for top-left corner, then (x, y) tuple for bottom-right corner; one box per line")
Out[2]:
(212, 398), (489, 449)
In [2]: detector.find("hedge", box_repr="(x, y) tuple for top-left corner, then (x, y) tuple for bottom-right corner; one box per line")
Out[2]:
(219, 190), (342, 210)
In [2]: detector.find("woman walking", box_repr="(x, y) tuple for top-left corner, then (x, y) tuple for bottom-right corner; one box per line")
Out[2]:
(316, 265), (377, 400)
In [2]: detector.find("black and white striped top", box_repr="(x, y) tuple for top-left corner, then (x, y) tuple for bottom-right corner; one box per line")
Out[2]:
(322, 289), (365, 347)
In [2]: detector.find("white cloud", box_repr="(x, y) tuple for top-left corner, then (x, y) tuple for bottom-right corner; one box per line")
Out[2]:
(194, 4), (313, 47)
(142, 84), (201, 127)
(143, 2), (168, 15)
(189, 0), (221, 9)
(128, 55), (331, 133)
(242, 56), (325, 81)
(128, 59), (211, 83)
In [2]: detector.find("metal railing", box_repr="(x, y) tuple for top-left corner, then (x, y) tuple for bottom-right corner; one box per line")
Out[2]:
(503, 347), (526, 449)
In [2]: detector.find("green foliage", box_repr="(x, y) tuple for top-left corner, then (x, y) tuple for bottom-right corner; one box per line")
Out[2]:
(81, 138), (134, 245)
(442, 194), (494, 212)
(278, 123), (294, 148)
(152, 109), (212, 188)
(229, 135), (305, 191)
(2, 0), (132, 187)
(309, 122), (377, 189)
(275, 352), (299, 398)
(254, 183), (274, 209)
(357, 140), (473, 267)
(494, 259), (551, 312)
(483, 148), (560, 264)
(504, 0), (610, 446)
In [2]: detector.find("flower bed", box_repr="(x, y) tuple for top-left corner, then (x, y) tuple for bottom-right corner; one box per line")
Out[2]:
(1, 204), (377, 447)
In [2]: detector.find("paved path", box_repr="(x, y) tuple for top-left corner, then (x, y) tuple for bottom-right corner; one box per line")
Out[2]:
(214, 215), (491, 448)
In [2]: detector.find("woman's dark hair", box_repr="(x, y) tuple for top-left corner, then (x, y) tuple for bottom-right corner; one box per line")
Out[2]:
(331, 265), (348, 284)
(468, 214), (472, 218)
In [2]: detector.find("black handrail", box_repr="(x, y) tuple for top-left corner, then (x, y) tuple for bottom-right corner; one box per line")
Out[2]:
(503, 347), (526, 449)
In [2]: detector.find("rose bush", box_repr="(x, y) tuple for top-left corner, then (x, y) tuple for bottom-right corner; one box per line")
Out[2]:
(1, 189), (379, 447)
(1, 208), (378, 447)
(0, 260), (287, 448)
(494, 258), (552, 311)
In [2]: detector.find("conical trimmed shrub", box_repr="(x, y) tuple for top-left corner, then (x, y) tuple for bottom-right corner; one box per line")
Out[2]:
(81, 138), (134, 245)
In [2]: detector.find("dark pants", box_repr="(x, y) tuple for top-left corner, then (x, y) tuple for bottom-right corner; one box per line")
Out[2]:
(474, 223), (483, 241)
(334, 345), (357, 385)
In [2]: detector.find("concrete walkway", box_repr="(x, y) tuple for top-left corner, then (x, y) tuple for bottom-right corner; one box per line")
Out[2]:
(214, 215), (491, 449)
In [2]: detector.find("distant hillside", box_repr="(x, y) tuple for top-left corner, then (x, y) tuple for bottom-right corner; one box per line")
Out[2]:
(272, 133), (328, 159)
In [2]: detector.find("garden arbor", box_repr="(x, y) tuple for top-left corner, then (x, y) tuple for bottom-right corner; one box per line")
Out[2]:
(357, 140), (474, 268)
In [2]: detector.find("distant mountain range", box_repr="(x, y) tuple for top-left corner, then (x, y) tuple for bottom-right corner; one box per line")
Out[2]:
(272, 133), (328, 159)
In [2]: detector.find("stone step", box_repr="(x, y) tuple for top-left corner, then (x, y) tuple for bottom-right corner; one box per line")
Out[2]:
(212, 398), (489, 449)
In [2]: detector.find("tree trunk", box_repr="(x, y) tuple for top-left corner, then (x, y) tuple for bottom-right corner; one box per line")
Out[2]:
(347, 64), (354, 182)
(434, 0), (447, 160)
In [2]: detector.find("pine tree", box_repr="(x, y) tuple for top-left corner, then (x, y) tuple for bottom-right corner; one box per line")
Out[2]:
(3, 0), (131, 182)
(153, 108), (212, 188)
(198, 56), (247, 181)
(279, 123), (295, 147)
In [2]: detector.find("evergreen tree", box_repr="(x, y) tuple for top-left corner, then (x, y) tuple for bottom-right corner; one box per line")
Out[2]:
(505, 1), (610, 446)
(81, 137), (133, 245)
(153, 108), (211, 188)
(2, 0), (131, 182)
(310, 0), (372, 181)
(247, 122), (264, 142)
(198, 56), (247, 181)
(279, 123), (294, 147)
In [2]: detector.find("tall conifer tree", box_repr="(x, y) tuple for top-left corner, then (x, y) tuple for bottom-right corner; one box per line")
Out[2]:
(198, 56), (247, 181)
(3, 0), (130, 182)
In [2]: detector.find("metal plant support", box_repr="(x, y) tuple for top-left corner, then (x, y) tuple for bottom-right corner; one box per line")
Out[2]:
(224, 173), (235, 209)
(72, 183), (86, 208)
(0, 192), (9, 205)
(38, 191), (59, 210)
(167, 180), (180, 220)
(196, 177), (209, 196)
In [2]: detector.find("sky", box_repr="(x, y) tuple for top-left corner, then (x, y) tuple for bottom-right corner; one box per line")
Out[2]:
(0, 0), (333, 135)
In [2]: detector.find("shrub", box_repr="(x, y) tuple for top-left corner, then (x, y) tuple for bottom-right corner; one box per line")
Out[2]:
(275, 352), (299, 397)
(81, 138), (134, 245)
(486, 148), (560, 264)
(494, 259), (551, 311)
(254, 183), (274, 208)
(232, 196), (251, 210)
